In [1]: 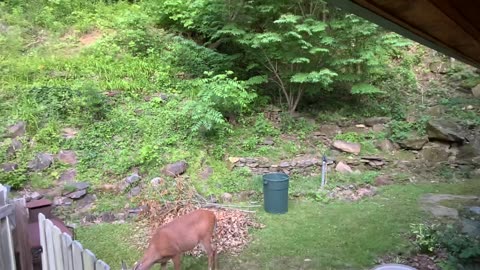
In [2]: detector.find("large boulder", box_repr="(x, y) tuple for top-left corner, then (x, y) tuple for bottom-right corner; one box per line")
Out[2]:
(419, 142), (450, 163)
(316, 124), (341, 138)
(397, 132), (428, 150)
(375, 139), (396, 153)
(426, 119), (467, 143)
(4, 121), (26, 138)
(455, 136), (480, 165)
(28, 153), (53, 171)
(335, 161), (353, 173)
(162, 160), (188, 177)
(364, 117), (391, 127)
(332, 140), (361, 155)
(472, 84), (480, 97)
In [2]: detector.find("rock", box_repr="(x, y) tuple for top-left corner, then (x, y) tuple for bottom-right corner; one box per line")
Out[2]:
(472, 84), (480, 97)
(73, 182), (90, 191)
(59, 169), (76, 182)
(364, 117), (391, 127)
(332, 140), (361, 155)
(101, 212), (116, 223)
(200, 167), (213, 180)
(27, 153), (53, 171)
(426, 119), (467, 143)
(279, 162), (290, 168)
(61, 128), (78, 139)
(466, 105), (474, 110)
(397, 133), (428, 150)
(425, 105), (446, 117)
(5, 121), (26, 138)
(128, 186), (142, 197)
(355, 124), (366, 128)
(221, 192), (233, 203)
(6, 139), (22, 157)
(335, 161), (353, 173)
(456, 143), (480, 164)
(316, 124), (341, 138)
(372, 124), (385, 133)
(150, 177), (164, 187)
(1, 163), (18, 172)
(30, 192), (43, 200)
(125, 173), (141, 184)
(374, 175), (393, 186)
(461, 219), (480, 237)
(57, 150), (77, 165)
(67, 189), (87, 200)
(376, 139), (395, 152)
(469, 206), (480, 215)
(162, 161), (188, 177)
(419, 142), (450, 163)
(262, 137), (275, 146)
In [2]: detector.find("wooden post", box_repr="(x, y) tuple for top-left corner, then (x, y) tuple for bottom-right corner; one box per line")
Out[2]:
(39, 213), (48, 270)
(13, 198), (33, 270)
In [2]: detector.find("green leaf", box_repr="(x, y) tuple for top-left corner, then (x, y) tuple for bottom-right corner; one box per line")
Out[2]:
(290, 69), (338, 85)
(274, 14), (302, 24)
(351, 83), (385, 95)
(290, 57), (310, 64)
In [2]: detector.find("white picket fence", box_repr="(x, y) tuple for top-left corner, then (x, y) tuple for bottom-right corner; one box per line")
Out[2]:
(38, 213), (110, 270)
(0, 185), (16, 270)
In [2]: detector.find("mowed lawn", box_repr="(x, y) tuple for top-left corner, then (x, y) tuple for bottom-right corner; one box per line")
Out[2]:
(77, 179), (480, 269)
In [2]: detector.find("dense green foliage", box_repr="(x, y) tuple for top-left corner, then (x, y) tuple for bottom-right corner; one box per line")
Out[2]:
(150, 0), (415, 112)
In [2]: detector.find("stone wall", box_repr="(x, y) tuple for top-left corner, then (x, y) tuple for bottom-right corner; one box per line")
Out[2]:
(229, 157), (326, 176)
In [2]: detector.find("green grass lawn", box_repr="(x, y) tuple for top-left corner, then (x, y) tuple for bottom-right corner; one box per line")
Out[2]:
(76, 179), (480, 270)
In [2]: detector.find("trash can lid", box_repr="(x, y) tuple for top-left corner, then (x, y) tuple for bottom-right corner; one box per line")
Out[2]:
(26, 199), (53, 209)
(371, 264), (416, 270)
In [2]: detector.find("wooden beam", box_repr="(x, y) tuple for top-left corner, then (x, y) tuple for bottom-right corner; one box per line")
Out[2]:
(327, 0), (480, 68)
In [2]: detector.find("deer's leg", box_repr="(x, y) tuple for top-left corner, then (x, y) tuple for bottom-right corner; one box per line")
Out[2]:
(172, 254), (182, 270)
(200, 238), (215, 270)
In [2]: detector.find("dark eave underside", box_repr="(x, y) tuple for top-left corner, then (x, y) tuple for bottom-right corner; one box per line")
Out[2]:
(328, 0), (480, 68)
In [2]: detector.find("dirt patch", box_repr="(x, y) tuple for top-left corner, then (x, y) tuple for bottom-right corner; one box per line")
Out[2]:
(79, 30), (103, 46)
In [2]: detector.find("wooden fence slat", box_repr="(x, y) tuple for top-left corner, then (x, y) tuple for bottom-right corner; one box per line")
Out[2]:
(39, 213), (49, 270)
(0, 185), (16, 270)
(95, 260), (110, 270)
(83, 249), (96, 270)
(13, 199), (33, 270)
(72, 240), (84, 270)
(45, 219), (57, 270)
(0, 216), (16, 270)
(52, 226), (64, 270)
(0, 204), (14, 219)
(61, 233), (74, 270)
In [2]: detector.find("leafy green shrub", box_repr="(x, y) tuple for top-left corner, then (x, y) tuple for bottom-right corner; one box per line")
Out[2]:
(0, 168), (28, 189)
(438, 226), (480, 267)
(388, 117), (428, 142)
(24, 86), (109, 127)
(334, 132), (363, 143)
(410, 223), (439, 253)
(254, 113), (280, 137)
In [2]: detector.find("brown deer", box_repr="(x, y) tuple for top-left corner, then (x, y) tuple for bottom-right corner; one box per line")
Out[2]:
(122, 209), (217, 270)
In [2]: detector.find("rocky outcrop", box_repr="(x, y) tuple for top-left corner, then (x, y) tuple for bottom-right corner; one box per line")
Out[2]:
(364, 117), (391, 127)
(419, 142), (451, 163)
(27, 153), (53, 171)
(397, 132), (428, 150)
(426, 119), (467, 143)
(332, 140), (361, 155)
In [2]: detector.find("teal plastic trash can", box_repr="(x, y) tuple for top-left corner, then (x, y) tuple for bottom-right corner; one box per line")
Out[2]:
(263, 173), (289, 214)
